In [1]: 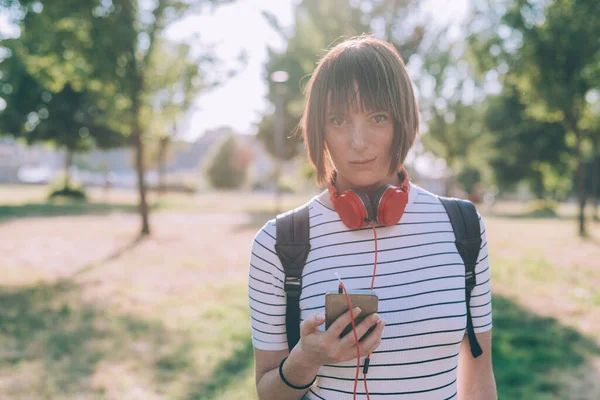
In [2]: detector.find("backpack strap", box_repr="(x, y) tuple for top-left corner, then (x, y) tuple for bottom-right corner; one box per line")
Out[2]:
(275, 205), (311, 353)
(439, 197), (484, 358)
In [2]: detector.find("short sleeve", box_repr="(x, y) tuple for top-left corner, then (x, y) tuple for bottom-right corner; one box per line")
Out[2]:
(469, 213), (493, 333)
(247, 220), (289, 351)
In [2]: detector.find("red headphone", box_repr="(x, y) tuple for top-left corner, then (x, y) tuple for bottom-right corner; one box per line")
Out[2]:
(328, 168), (410, 230)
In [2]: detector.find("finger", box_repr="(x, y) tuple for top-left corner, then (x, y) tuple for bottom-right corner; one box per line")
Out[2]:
(300, 312), (326, 337)
(358, 319), (385, 355)
(339, 313), (381, 348)
(327, 307), (362, 338)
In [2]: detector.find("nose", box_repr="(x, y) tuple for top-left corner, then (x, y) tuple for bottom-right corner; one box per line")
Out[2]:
(349, 122), (367, 153)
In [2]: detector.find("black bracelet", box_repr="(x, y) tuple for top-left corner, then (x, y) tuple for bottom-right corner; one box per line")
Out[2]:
(278, 356), (317, 390)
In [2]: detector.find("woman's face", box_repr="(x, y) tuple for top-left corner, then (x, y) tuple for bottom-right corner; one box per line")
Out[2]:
(324, 98), (395, 190)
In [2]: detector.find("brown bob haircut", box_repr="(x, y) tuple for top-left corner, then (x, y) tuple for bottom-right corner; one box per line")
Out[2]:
(299, 35), (420, 187)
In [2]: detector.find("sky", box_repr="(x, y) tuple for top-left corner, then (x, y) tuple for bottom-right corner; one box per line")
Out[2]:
(0, 0), (469, 142)
(163, 0), (296, 140)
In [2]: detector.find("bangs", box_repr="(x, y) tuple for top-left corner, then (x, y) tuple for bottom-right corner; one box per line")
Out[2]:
(326, 46), (397, 117)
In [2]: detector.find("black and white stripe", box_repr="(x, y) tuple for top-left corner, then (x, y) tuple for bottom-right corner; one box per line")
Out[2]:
(248, 183), (493, 398)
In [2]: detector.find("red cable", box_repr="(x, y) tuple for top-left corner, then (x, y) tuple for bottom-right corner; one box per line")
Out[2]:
(368, 221), (377, 291)
(339, 221), (378, 400)
(364, 221), (377, 398)
(340, 282), (362, 400)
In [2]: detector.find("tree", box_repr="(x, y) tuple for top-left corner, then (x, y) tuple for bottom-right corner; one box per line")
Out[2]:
(0, 37), (126, 190)
(204, 133), (248, 189)
(468, 0), (600, 236)
(116, 0), (241, 235)
(0, 0), (133, 191)
(416, 36), (490, 196)
(591, 134), (600, 220)
(142, 39), (205, 195)
(0, 0), (238, 236)
(483, 85), (571, 200)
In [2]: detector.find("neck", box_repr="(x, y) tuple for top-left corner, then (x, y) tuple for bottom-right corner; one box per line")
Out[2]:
(334, 171), (403, 198)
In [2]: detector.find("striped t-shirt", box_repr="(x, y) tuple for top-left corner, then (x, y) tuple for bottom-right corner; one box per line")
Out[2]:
(247, 182), (493, 399)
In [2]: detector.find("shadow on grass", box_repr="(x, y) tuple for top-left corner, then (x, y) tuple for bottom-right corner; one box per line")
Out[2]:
(1, 277), (597, 399)
(0, 280), (201, 398)
(187, 338), (254, 400)
(492, 295), (600, 399)
(73, 235), (147, 278)
(0, 202), (165, 225)
(0, 202), (138, 221)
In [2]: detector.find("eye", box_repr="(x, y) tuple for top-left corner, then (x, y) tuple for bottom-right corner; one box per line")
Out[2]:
(372, 114), (388, 123)
(329, 116), (345, 126)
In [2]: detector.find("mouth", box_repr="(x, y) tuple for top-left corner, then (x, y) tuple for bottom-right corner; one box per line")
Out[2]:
(349, 157), (376, 165)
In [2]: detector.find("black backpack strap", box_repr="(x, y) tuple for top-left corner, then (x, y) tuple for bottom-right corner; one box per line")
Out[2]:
(439, 197), (484, 358)
(275, 205), (311, 353)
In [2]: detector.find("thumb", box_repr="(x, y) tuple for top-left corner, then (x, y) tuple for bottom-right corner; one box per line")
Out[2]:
(300, 312), (326, 336)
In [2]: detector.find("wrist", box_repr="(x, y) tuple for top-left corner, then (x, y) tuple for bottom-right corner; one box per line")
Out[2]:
(279, 357), (316, 390)
(281, 346), (321, 387)
(290, 341), (322, 371)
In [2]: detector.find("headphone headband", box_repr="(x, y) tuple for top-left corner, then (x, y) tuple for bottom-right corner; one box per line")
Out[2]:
(327, 167), (410, 229)
(328, 168), (409, 198)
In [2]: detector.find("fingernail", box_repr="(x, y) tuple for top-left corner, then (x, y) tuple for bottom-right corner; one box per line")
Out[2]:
(316, 313), (325, 321)
(354, 307), (361, 313)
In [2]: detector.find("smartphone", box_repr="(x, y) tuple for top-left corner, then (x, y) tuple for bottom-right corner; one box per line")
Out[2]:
(325, 289), (378, 339)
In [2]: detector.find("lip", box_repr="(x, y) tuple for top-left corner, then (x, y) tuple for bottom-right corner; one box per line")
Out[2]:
(349, 158), (376, 165)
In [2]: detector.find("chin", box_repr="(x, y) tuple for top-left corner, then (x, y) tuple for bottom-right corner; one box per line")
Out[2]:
(344, 169), (386, 188)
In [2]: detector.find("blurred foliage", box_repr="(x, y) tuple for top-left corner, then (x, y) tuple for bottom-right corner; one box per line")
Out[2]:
(416, 34), (491, 195)
(204, 133), (248, 190)
(0, 0), (133, 144)
(467, 0), (600, 235)
(483, 84), (571, 200)
(48, 185), (87, 201)
(456, 165), (481, 196)
(1, 0), (599, 232)
(0, 0), (240, 235)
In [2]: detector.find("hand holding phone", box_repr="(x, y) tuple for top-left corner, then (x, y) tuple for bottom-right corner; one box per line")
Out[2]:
(325, 289), (379, 339)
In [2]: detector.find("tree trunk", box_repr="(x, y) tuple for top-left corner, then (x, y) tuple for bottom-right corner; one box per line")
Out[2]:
(157, 136), (169, 197)
(592, 134), (599, 221)
(64, 148), (73, 189)
(531, 169), (546, 201)
(132, 85), (150, 236)
(574, 129), (587, 236)
(122, 0), (151, 236)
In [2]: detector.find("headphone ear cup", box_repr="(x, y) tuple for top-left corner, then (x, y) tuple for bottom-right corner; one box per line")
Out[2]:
(376, 187), (409, 226)
(334, 189), (372, 230)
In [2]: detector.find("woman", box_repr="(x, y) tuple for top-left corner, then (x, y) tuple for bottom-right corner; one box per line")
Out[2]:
(247, 35), (497, 400)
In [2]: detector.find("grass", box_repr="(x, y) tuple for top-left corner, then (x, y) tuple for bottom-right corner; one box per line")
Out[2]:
(0, 279), (255, 399)
(492, 296), (599, 399)
(0, 184), (599, 399)
(0, 184), (314, 223)
(0, 202), (140, 221)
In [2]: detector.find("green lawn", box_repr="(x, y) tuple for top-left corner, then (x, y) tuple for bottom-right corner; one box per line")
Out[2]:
(0, 184), (598, 399)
